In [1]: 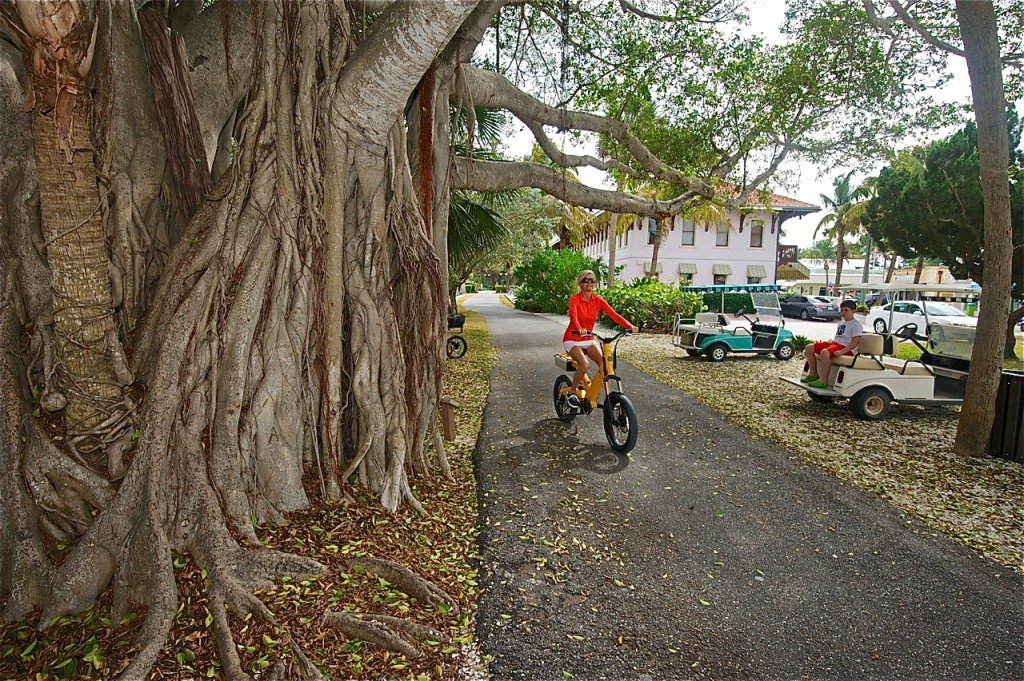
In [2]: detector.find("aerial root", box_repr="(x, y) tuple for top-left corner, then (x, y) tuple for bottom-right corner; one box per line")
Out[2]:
(322, 611), (423, 659)
(347, 555), (459, 614)
(202, 550), (327, 681)
(319, 555), (458, 657)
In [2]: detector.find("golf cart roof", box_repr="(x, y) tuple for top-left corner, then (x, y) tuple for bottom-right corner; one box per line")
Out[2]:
(841, 283), (980, 295)
(678, 284), (783, 293)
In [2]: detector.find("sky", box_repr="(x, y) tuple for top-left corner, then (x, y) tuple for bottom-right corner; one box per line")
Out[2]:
(499, 1), (980, 249)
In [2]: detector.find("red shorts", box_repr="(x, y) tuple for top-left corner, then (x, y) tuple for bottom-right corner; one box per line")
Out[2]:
(811, 341), (845, 356)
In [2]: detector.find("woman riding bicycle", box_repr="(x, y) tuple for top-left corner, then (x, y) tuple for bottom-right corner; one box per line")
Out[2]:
(564, 270), (638, 408)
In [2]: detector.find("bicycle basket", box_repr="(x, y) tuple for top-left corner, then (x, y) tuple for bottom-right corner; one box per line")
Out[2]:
(447, 314), (466, 329)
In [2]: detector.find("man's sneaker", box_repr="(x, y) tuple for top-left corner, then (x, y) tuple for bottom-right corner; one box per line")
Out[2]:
(566, 394), (581, 409)
(807, 379), (829, 389)
(800, 375), (815, 384)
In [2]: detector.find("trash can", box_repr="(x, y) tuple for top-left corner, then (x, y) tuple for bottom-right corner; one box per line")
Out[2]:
(988, 371), (1024, 463)
(965, 302), (977, 317)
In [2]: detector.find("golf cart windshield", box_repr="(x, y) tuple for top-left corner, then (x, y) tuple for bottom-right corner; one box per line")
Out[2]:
(750, 291), (784, 324)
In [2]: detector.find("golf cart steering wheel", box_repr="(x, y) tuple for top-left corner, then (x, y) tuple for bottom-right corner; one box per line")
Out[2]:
(733, 307), (756, 324)
(893, 322), (918, 340)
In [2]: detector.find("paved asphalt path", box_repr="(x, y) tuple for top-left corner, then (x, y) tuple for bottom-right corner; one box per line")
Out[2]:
(466, 291), (1023, 680)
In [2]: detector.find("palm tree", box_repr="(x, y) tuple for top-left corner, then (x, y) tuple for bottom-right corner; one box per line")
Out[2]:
(814, 171), (871, 291)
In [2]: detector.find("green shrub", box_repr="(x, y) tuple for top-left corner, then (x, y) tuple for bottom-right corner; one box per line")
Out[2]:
(856, 303), (869, 314)
(464, 282), (478, 293)
(494, 284), (508, 293)
(601, 279), (704, 333)
(700, 291), (754, 314)
(512, 248), (607, 313)
(790, 334), (812, 351)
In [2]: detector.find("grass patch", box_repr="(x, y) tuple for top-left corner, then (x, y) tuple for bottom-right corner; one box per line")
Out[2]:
(621, 334), (1024, 574)
(895, 338), (1024, 370)
(0, 310), (497, 680)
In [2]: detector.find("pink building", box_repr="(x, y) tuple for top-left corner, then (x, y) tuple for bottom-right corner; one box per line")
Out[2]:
(574, 191), (819, 286)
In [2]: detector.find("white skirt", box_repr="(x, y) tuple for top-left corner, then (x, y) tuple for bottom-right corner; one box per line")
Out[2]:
(563, 339), (599, 352)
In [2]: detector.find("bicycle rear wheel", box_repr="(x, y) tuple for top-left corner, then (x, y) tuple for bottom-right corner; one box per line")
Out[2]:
(603, 392), (637, 454)
(553, 375), (577, 423)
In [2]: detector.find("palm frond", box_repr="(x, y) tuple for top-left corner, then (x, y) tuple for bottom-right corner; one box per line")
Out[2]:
(447, 191), (513, 272)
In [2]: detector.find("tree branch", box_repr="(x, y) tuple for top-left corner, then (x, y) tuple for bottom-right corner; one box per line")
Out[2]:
(452, 157), (703, 216)
(885, 0), (965, 57)
(335, 0), (479, 135)
(461, 65), (713, 192)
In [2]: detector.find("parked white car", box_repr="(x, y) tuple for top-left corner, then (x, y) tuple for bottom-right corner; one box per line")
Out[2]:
(866, 300), (977, 336)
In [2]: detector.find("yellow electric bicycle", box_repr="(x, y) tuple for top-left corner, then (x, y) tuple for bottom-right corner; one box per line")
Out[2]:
(552, 330), (638, 454)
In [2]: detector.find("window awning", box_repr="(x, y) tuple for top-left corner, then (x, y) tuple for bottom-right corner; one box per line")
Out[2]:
(746, 264), (768, 278)
(712, 264), (732, 276)
(678, 262), (698, 274)
(776, 261), (810, 280)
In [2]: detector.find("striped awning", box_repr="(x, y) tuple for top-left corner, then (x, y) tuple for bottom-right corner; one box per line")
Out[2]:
(746, 264), (768, 278)
(678, 262), (698, 274)
(712, 264), (732, 276)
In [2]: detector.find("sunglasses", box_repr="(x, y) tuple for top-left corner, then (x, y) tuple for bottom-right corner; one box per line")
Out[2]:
(580, 278), (596, 284)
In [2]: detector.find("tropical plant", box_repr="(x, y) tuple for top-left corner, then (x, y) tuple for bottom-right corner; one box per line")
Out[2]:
(600, 279), (704, 332)
(512, 248), (606, 314)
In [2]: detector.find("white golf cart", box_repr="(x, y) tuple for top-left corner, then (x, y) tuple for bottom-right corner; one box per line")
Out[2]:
(779, 283), (980, 419)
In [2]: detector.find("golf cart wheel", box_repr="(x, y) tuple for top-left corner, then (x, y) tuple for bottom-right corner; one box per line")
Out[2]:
(446, 335), (468, 359)
(774, 341), (795, 361)
(706, 343), (728, 362)
(800, 309), (809, 321)
(808, 393), (835, 403)
(603, 392), (638, 454)
(851, 387), (891, 420)
(685, 349), (702, 357)
(873, 319), (887, 334)
(553, 375), (577, 423)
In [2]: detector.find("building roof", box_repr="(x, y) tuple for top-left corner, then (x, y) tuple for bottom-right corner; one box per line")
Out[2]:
(727, 186), (819, 212)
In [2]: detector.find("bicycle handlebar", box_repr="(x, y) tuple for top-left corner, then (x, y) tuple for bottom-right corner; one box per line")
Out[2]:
(572, 330), (632, 343)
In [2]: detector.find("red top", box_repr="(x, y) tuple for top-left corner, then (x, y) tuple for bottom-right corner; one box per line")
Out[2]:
(563, 293), (632, 342)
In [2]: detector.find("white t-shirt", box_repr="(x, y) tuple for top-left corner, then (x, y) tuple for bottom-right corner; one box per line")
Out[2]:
(834, 319), (863, 346)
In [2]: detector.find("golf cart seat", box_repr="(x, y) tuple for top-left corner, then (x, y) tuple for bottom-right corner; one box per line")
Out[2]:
(832, 334), (886, 370)
(832, 334), (932, 376)
(676, 312), (724, 334)
(876, 336), (933, 376)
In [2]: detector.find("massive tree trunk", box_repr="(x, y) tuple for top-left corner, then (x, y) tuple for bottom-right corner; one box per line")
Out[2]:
(1, 1), (475, 676)
(953, 0), (1014, 458)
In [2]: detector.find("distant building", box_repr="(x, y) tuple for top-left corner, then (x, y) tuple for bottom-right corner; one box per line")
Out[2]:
(563, 190), (819, 285)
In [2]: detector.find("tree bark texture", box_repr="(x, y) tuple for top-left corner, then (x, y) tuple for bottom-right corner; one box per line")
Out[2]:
(954, 0), (1014, 457)
(8, 2), (129, 439)
(1, 1), (476, 676)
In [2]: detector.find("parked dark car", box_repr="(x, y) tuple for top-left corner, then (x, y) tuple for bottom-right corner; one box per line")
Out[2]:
(780, 295), (841, 320)
(866, 293), (890, 307)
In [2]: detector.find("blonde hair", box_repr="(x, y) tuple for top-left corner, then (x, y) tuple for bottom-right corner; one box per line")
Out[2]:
(576, 270), (598, 290)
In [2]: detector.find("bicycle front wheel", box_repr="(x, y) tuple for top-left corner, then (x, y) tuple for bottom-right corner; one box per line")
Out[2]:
(553, 375), (577, 423)
(446, 335), (467, 359)
(603, 392), (637, 454)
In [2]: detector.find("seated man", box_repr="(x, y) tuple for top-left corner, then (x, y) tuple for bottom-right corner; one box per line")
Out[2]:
(802, 300), (862, 389)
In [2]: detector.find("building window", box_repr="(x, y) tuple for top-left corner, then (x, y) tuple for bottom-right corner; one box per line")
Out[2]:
(716, 225), (729, 247)
(647, 217), (658, 245)
(679, 273), (694, 285)
(750, 219), (764, 248)
(681, 220), (695, 246)
(713, 273), (728, 285)
(624, 228), (629, 247)
(747, 276), (762, 284)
